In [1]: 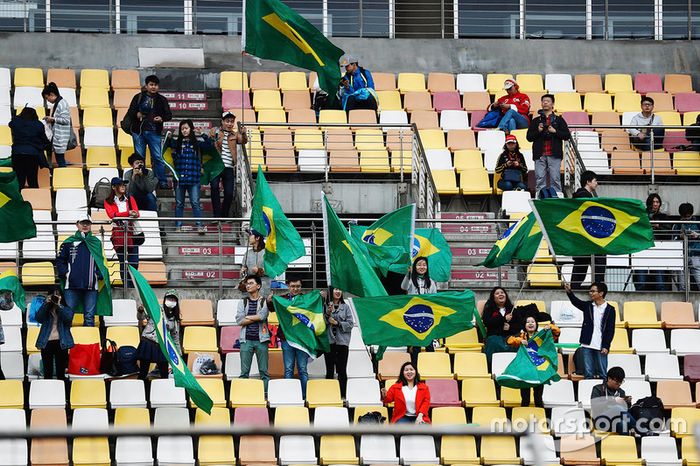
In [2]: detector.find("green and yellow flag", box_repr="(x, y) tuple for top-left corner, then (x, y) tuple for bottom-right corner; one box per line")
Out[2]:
(352, 290), (483, 346)
(129, 266), (213, 414)
(243, 0), (345, 101)
(531, 198), (654, 256)
(60, 232), (112, 316)
(0, 172), (36, 243)
(412, 228), (452, 282)
(0, 270), (25, 311)
(496, 328), (561, 388)
(250, 167), (306, 278)
(480, 213), (542, 268)
(272, 291), (329, 357)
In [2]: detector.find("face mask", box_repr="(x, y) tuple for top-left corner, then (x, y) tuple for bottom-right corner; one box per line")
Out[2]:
(164, 299), (177, 309)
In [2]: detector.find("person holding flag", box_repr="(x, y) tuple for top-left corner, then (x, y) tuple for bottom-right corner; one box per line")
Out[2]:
(136, 290), (182, 380)
(275, 277), (310, 398)
(323, 288), (354, 398)
(401, 257), (438, 366)
(481, 287), (520, 363)
(236, 275), (271, 392)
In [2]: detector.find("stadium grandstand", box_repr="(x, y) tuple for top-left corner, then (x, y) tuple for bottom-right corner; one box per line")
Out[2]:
(0, 0), (698, 465)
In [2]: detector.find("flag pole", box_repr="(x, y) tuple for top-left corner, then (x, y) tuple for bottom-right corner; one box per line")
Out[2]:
(240, 0), (246, 127)
(528, 199), (565, 286)
(321, 192), (332, 288)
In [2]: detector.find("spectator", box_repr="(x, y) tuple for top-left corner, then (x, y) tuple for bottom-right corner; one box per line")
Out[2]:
(338, 55), (378, 112)
(491, 79), (530, 133)
(104, 177), (140, 285)
(9, 107), (50, 189)
(673, 202), (700, 291)
(495, 134), (528, 191)
(136, 290), (181, 380)
(402, 257), (438, 366)
(591, 366), (637, 435)
(241, 231), (270, 298)
(123, 153), (158, 212)
(277, 278), (309, 398)
(125, 75), (172, 189)
(35, 287), (74, 381)
(684, 113), (700, 152)
(627, 96), (664, 152)
(527, 94), (571, 196)
(381, 361), (431, 424)
(0, 288), (16, 379)
(41, 82), (71, 168)
(507, 315), (560, 407)
(56, 215), (103, 327)
(236, 275), (271, 392)
(481, 287), (520, 362)
(634, 193), (672, 291)
(564, 281), (616, 379)
(169, 120), (212, 234)
(570, 170), (606, 289)
(209, 111), (247, 218)
(324, 287), (354, 398)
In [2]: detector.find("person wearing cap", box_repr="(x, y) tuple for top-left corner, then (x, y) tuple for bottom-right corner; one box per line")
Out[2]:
(338, 55), (378, 112)
(209, 111), (247, 219)
(123, 153), (159, 212)
(490, 79), (531, 133)
(495, 134), (528, 191)
(104, 177), (140, 285)
(527, 94), (571, 195)
(136, 289), (182, 380)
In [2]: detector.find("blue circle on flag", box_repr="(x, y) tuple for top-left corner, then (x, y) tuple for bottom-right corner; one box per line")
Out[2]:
(527, 347), (545, 366)
(403, 304), (434, 334)
(411, 237), (420, 258)
(294, 313), (314, 332)
(262, 212), (273, 236)
(580, 206), (616, 239)
(364, 233), (377, 245)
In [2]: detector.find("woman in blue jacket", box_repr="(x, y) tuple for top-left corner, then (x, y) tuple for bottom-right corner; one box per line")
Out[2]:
(35, 287), (74, 381)
(9, 107), (50, 189)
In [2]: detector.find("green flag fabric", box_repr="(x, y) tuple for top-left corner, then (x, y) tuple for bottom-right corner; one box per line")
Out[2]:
(129, 266), (213, 414)
(349, 204), (415, 276)
(496, 328), (561, 389)
(60, 232), (112, 316)
(531, 198), (655, 256)
(243, 0), (345, 101)
(352, 290), (482, 346)
(0, 270), (26, 311)
(412, 228), (452, 282)
(322, 194), (387, 297)
(250, 167), (306, 278)
(480, 213), (542, 268)
(272, 291), (329, 357)
(0, 172), (36, 243)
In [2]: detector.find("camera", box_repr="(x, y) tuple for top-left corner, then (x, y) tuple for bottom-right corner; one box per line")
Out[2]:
(49, 294), (60, 305)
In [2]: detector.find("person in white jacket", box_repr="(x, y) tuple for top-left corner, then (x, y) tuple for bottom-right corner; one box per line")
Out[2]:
(626, 96), (664, 152)
(42, 82), (72, 167)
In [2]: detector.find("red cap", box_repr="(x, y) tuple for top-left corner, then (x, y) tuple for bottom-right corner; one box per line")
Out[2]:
(505, 134), (518, 144)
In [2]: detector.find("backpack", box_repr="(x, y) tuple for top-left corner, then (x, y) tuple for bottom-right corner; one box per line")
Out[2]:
(358, 411), (386, 424)
(538, 187), (558, 199)
(90, 177), (113, 209)
(100, 339), (118, 375)
(68, 343), (102, 376)
(192, 354), (220, 375)
(114, 346), (139, 376)
(629, 396), (665, 436)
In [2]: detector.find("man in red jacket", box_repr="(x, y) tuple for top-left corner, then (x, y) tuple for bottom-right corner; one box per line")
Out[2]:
(491, 79), (531, 133)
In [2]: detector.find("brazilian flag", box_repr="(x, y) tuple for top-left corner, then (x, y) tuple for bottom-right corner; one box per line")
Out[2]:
(60, 232), (112, 316)
(250, 166), (306, 278)
(496, 328), (561, 388)
(272, 291), (329, 357)
(352, 290), (484, 346)
(0, 172), (36, 243)
(531, 198), (654, 256)
(411, 228), (452, 282)
(0, 270), (26, 311)
(480, 213), (542, 268)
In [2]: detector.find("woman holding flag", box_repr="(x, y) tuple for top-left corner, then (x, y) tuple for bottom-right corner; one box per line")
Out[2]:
(402, 257), (437, 365)
(323, 288), (354, 398)
(136, 289), (182, 380)
(482, 287), (520, 363)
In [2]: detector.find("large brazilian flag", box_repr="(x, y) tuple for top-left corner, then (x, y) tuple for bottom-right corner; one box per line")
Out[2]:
(0, 172), (36, 243)
(272, 291), (329, 357)
(496, 328), (561, 388)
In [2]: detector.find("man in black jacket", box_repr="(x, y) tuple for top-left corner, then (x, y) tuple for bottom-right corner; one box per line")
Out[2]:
(125, 75), (172, 189)
(570, 170), (607, 289)
(564, 281), (616, 379)
(527, 94), (571, 196)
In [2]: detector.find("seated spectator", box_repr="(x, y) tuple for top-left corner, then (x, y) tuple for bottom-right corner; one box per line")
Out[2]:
(591, 366), (637, 435)
(633, 193), (672, 291)
(136, 290), (181, 380)
(492, 79), (531, 133)
(685, 114), (700, 152)
(124, 153), (159, 212)
(338, 56), (378, 112)
(9, 107), (50, 189)
(381, 362), (431, 424)
(482, 287), (520, 363)
(35, 287), (74, 381)
(673, 202), (700, 291)
(626, 96), (664, 152)
(495, 134), (528, 191)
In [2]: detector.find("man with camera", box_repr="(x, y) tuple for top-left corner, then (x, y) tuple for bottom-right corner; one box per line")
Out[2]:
(123, 153), (158, 212)
(338, 55), (378, 112)
(527, 94), (571, 196)
(35, 287), (74, 381)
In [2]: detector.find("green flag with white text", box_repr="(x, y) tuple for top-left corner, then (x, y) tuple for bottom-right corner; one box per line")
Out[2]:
(0, 172), (36, 243)
(272, 291), (329, 357)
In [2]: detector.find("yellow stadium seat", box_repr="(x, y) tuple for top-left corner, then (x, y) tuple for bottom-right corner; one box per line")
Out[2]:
(683, 111), (700, 126)
(0, 125), (11, 145)
(486, 73), (514, 94)
(72, 326), (101, 345)
(516, 74), (545, 92)
(605, 301), (626, 328)
(353, 406), (388, 423)
(674, 151), (700, 175)
(515, 299), (547, 313)
(253, 90), (283, 110)
(80, 69), (110, 89)
(605, 74), (634, 94)
(610, 327), (634, 354)
(453, 352), (489, 379)
(307, 379), (343, 408)
(481, 436), (520, 464)
(275, 406), (309, 426)
(461, 378), (499, 407)
(106, 261), (123, 287)
(417, 352), (453, 378)
(432, 170), (460, 194)
(229, 379), (266, 408)
(613, 92), (641, 113)
(419, 129), (446, 149)
(472, 406), (507, 427)
(196, 407), (236, 465)
(52, 167), (84, 190)
(71, 380), (107, 409)
(500, 386), (528, 408)
(189, 379), (226, 408)
(294, 128), (325, 150)
(656, 111), (682, 128)
(0, 380), (24, 408)
(510, 128), (531, 150)
(86, 147), (117, 168)
(584, 92), (614, 113)
(25, 326), (39, 354)
(389, 147), (412, 173)
(432, 407), (467, 425)
(117, 128), (134, 150)
(279, 71), (308, 91)
(600, 435), (642, 466)
(683, 436), (700, 466)
(257, 109), (287, 128)
(441, 435), (479, 465)
(319, 109), (347, 125)
(114, 407), (149, 427)
(21, 262), (55, 286)
(376, 90), (403, 111)
(671, 407), (700, 437)
(73, 435), (110, 465)
(355, 129), (385, 151)
(554, 92), (583, 112)
(82, 107), (113, 128)
(360, 150), (390, 173)
(105, 326), (140, 348)
(320, 435), (358, 464)
(397, 72), (426, 93)
(445, 328), (483, 352)
(624, 301), (661, 328)
(79, 87), (110, 108)
(14, 67), (44, 87)
(453, 149), (484, 171)
(534, 238), (553, 263)
(511, 407), (548, 433)
(182, 326), (218, 353)
(459, 168), (491, 195)
(220, 71), (249, 90)
(527, 264), (561, 287)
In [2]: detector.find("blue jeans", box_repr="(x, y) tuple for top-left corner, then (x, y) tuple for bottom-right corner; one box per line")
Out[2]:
(395, 416), (417, 424)
(281, 340), (309, 398)
(632, 128), (665, 152)
(116, 246), (139, 287)
(497, 179), (528, 191)
(633, 270), (670, 291)
(210, 167), (236, 218)
(63, 289), (98, 327)
(581, 346), (607, 379)
(498, 108), (529, 132)
(240, 340), (270, 392)
(132, 131), (166, 185)
(174, 183), (202, 227)
(55, 153), (66, 168)
(132, 192), (158, 212)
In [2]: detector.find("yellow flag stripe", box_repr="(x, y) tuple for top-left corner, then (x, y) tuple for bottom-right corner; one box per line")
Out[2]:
(263, 13), (325, 67)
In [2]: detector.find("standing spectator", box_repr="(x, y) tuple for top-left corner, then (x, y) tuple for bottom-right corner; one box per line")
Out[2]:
(209, 111), (247, 218)
(481, 287), (520, 363)
(673, 203), (700, 291)
(125, 75), (172, 189)
(35, 287), (74, 381)
(590, 367), (636, 435)
(527, 94), (571, 196)
(236, 275), (271, 392)
(564, 282), (616, 379)
(241, 231), (271, 298)
(136, 290), (181, 380)
(41, 82), (72, 168)
(123, 153), (158, 212)
(338, 56), (378, 112)
(324, 287), (354, 398)
(56, 216), (103, 327)
(9, 107), (50, 189)
(570, 170), (606, 289)
(104, 177), (140, 285)
(490, 79), (530, 133)
(634, 193), (672, 291)
(402, 257), (438, 366)
(277, 278), (310, 398)
(495, 134), (528, 191)
(627, 96), (664, 152)
(381, 362), (431, 424)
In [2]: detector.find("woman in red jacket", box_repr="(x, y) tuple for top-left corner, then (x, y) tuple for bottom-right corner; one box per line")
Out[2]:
(104, 177), (140, 285)
(382, 361), (431, 424)
(491, 79), (531, 133)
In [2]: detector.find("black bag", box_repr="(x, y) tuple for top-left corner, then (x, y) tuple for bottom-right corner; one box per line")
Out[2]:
(573, 347), (585, 375)
(90, 177), (113, 209)
(120, 112), (133, 136)
(357, 411), (386, 424)
(629, 396), (665, 436)
(100, 339), (118, 375)
(503, 168), (523, 184)
(114, 346), (139, 375)
(538, 187), (558, 199)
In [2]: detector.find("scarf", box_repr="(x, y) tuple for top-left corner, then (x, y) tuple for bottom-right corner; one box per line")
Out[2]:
(60, 231), (113, 316)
